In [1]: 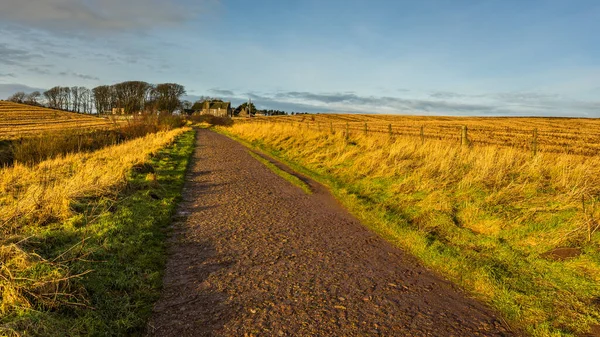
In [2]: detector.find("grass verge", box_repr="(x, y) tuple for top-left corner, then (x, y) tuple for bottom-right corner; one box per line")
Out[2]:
(0, 129), (196, 336)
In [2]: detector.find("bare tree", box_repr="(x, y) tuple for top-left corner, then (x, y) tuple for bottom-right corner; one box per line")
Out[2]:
(7, 92), (26, 103)
(71, 86), (81, 113)
(153, 83), (186, 113)
(112, 81), (151, 114)
(59, 87), (71, 110)
(87, 89), (95, 114)
(79, 87), (92, 114)
(92, 85), (113, 114)
(44, 87), (61, 109)
(181, 100), (192, 110)
(25, 91), (41, 105)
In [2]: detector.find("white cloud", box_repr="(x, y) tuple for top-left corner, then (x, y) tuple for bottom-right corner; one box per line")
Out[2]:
(58, 71), (100, 81)
(0, 0), (208, 33)
(0, 83), (47, 99)
(225, 90), (600, 117)
(0, 43), (39, 65)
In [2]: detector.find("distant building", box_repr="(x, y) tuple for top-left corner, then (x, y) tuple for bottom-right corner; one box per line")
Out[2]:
(111, 107), (125, 114)
(237, 107), (250, 117)
(191, 100), (231, 117)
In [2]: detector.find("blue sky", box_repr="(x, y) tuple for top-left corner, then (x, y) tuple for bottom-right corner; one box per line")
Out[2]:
(1, 0), (599, 116)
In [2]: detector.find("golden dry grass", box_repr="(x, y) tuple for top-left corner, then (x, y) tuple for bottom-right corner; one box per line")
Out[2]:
(222, 119), (600, 336)
(0, 127), (189, 318)
(245, 114), (600, 156)
(0, 127), (188, 231)
(0, 101), (115, 139)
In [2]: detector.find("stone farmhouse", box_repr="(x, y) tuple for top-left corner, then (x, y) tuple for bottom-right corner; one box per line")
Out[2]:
(191, 100), (232, 117)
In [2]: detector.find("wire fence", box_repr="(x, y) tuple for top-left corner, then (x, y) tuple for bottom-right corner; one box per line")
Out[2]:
(234, 117), (600, 157)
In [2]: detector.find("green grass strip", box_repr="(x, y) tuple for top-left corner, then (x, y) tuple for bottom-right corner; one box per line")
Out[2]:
(247, 151), (312, 194)
(1, 129), (196, 336)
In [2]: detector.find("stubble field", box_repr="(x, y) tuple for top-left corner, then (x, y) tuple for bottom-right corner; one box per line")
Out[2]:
(0, 101), (114, 139)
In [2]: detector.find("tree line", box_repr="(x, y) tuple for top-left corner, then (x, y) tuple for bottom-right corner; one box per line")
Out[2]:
(233, 103), (288, 116)
(6, 81), (186, 114)
(6, 82), (297, 116)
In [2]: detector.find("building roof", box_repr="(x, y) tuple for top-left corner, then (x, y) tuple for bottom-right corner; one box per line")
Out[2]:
(209, 101), (230, 109)
(191, 100), (231, 110)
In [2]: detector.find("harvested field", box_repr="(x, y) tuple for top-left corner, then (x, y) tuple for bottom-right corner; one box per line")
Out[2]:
(0, 101), (114, 139)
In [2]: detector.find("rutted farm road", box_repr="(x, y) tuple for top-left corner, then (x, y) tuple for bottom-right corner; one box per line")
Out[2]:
(147, 129), (515, 336)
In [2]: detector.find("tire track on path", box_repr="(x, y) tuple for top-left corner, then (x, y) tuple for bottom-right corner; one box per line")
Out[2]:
(147, 128), (515, 336)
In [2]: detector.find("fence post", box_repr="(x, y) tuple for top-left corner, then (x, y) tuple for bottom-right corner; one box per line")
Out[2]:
(388, 124), (392, 138)
(532, 128), (538, 156)
(461, 126), (469, 147)
(420, 125), (424, 144)
(317, 122), (321, 132)
(364, 122), (368, 135)
(330, 122), (333, 134)
(346, 122), (349, 140)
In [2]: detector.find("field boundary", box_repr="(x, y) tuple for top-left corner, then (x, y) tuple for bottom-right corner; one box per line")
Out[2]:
(235, 116), (600, 157)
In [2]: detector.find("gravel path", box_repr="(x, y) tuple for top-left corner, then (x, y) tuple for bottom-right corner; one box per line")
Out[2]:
(147, 129), (515, 337)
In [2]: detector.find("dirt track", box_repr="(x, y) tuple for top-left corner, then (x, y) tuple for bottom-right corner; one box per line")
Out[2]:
(147, 129), (515, 336)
